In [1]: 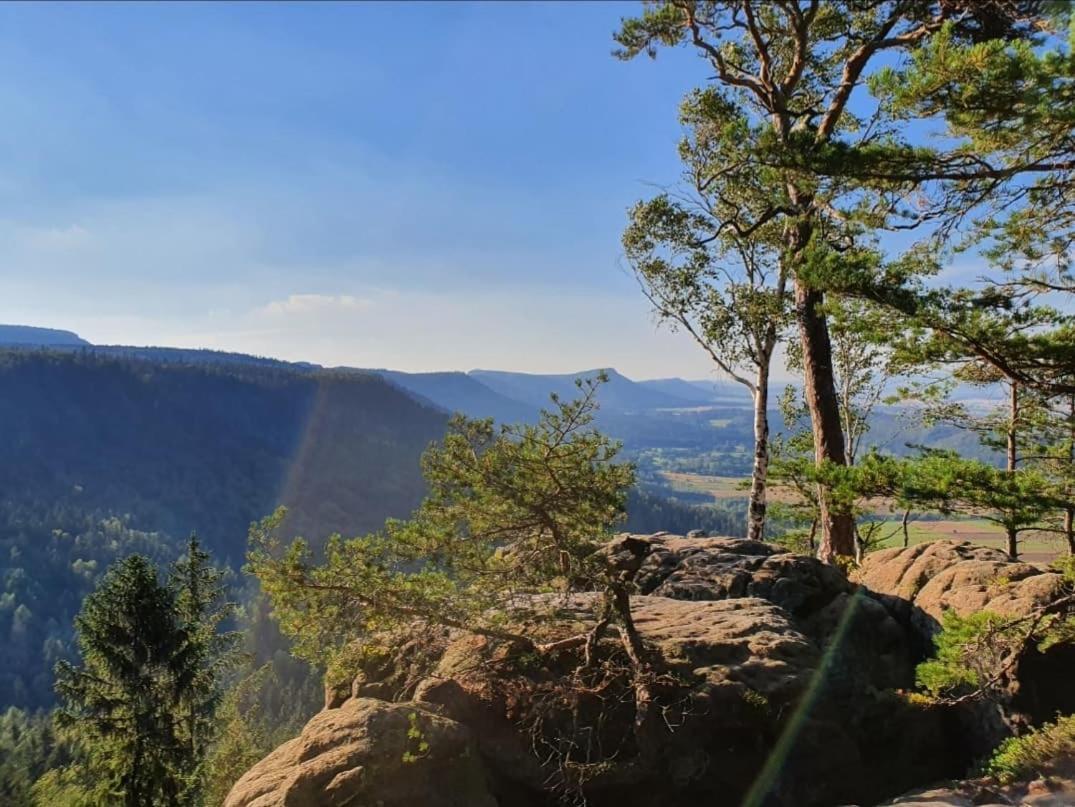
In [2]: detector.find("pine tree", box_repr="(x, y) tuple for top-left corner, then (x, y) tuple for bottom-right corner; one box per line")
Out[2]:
(614, 1), (1056, 560)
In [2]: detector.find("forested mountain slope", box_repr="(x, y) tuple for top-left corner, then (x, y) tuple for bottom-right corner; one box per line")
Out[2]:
(0, 350), (448, 707)
(0, 350), (446, 558)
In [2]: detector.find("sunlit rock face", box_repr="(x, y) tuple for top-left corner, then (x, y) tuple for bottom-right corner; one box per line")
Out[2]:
(854, 541), (1065, 635)
(223, 698), (496, 807)
(228, 535), (996, 807)
(855, 540), (1075, 724)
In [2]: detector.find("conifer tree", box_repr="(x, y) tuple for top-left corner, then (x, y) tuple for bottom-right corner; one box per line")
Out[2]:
(169, 534), (240, 794)
(53, 555), (195, 806)
(48, 547), (239, 806)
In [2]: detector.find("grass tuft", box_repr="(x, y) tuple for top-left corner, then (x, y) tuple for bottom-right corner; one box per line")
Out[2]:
(985, 714), (1075, 784)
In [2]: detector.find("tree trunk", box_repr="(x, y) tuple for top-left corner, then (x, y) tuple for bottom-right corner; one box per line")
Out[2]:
(1061, 507), (1075, 556)
(1067, 395), (1074, 556)
(795, 280), (855, 562)
(1007, 525), (1019, 562)
(747, 366), (770, 542)
(902, 508), (912, 549)
(1007, 380), (1019, 476)
(1006, 381), (1019, 561)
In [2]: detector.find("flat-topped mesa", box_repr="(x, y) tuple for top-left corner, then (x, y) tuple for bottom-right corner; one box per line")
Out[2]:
(227, 535), (1071, 807)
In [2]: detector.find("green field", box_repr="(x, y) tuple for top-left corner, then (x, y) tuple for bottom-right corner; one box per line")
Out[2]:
(660, 471), (1065, 562)
(875, 518), (1062, 561)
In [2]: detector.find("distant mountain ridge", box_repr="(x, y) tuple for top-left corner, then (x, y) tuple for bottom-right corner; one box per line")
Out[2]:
(0, 324), (89, 346)
(374, 369), (537, 424)
(468, 367), (700, 413)
(637, 377), (751, 405)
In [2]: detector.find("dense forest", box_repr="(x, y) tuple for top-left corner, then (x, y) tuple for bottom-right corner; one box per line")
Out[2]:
(0, 350), (447, 708)
(0, 349), (742, 713)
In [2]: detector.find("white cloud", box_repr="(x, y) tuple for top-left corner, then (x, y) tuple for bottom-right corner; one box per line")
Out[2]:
(258, 293), (372, 316)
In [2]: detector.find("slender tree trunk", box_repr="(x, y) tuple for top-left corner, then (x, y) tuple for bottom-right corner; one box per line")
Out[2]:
(1067, 394), (1075, 556)
(1007, 381), (1019, 476)
(902, 508), (912, 549)
(795, 280), (855, 562)
(747, 364), (770, 542)
(1007, 381), (1020, 561)
(1064, 507), (1075, 557)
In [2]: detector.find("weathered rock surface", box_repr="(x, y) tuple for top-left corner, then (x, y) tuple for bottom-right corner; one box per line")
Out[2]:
(854, 541), (1065, 639)
(873, 755), (1075, 806)
(635, 535), (914, 691)
(854, 540), (1075, 724)
(223, 697), (496, 807)
(229, 536), (1019, 807)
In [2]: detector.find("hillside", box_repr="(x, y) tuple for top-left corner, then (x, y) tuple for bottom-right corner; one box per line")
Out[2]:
(0, 325), (89, 346)
(375, 369), (537, 423)
(0, 349), (449, 707)
(469, 367), (697, 412)
(637, 377), (750, 405)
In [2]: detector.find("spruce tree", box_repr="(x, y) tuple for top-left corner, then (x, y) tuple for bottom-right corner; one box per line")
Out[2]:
(53, 555), (195, 806)
(49, 547), (238, 806)
(169, 534), (240, 796)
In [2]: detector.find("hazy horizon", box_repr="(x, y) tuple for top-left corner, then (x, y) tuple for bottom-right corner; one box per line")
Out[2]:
(0, 1), (752, 379)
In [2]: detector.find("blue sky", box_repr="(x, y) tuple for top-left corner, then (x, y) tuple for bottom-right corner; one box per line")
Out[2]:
(0, 1), (753, 378)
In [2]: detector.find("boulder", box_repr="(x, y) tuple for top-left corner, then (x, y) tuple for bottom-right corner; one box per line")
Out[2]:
(634, 534), (913, 691)
(224, 698), (496, 807)
(229, 535), (986, 807)
(855, 540), (1074, 726)
(854, 541), (1065, 637)
(408, 587), (953, 807)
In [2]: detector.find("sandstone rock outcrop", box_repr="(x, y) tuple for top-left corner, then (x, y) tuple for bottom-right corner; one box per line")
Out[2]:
(228, 536), (1032, 807)
(223, 697), (496, 807)
(854, 540), (1075, 724)
(854, 541), (1065, 640)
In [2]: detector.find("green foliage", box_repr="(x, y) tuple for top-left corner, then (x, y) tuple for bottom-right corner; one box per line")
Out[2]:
(169, 535), (242, 796)
(0, 511), (181, 709)
(402, 712), (430, 764)
(50, 548), (240, 806)
(917, 595), (1075, 703)
(916, 611), (1014, 698)
(0, 708), (72, 805)
(612, 1), (1052, 557)
(625, 487), (745, 538)
(985, 714), (1075, 783)
(0, 348), (446, 711)
(30, 763), (114, 807)
(894, 449), (1061, 554)
(199, 663), (315, 807)
(249, 376), (636, 669)
(53, 555), (196, 804)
